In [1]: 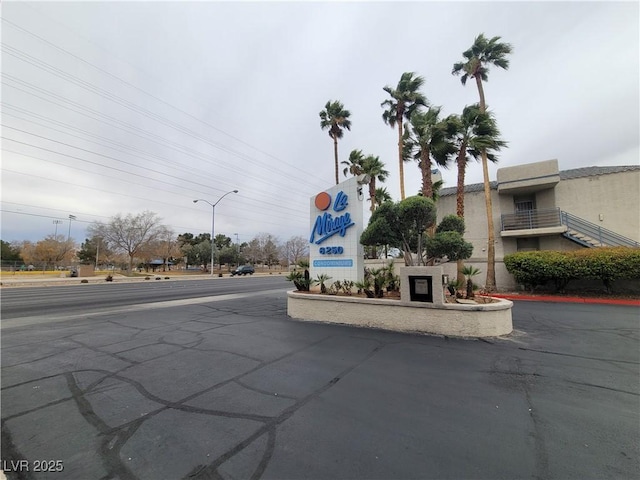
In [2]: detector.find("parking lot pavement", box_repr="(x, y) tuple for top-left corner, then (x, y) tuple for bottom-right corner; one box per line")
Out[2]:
(2, 296), (638, 479)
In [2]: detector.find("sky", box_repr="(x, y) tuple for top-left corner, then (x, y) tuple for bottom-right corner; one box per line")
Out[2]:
(1, 0), (638, 246)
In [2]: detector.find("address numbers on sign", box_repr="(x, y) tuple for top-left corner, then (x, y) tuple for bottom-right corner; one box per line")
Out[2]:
(319, 246), (344, 255)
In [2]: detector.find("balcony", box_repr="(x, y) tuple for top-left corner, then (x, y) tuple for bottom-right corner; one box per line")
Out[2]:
(497, 159), (560, 195)
(500, 208), (566, 238)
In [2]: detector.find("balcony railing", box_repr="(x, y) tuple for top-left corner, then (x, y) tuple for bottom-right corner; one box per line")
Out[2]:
(501, 208), (639, 248)
(501, 208), (562, 231)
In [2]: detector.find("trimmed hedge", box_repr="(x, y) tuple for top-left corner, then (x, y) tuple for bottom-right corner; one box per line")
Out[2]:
(504, 247), (640, 293)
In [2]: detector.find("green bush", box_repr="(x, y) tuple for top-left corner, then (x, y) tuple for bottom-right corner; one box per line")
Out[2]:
(504, 247), (640, 293)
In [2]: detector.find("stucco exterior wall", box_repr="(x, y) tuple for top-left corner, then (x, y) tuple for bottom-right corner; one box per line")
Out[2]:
(554, 171), (640, 242)
(436, 189), (515, 289)
(435, 166), (639, 291)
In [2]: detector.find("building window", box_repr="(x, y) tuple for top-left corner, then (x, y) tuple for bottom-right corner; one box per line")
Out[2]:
(514, 195), (536, 212)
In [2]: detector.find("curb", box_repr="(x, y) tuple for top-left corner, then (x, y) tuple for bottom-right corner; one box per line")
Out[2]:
(485, 294), (640, 307)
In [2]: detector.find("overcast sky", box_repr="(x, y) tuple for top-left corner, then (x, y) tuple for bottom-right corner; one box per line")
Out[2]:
(1, 1), (638, 246)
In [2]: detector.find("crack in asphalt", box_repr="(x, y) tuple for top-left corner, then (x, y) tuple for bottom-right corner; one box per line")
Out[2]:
(3, 290), (638, 480)
(518, 347), (640, 365)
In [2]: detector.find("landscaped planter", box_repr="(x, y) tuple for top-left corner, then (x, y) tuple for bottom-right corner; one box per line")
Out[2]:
(287, 291), (513, 338)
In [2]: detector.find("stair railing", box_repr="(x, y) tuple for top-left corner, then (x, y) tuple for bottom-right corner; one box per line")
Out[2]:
(560, 211), (639, 247)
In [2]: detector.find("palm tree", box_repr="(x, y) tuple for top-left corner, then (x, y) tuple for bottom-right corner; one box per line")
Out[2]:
(452, 34), (512, 292)
(319, 100), (352, 185)
(341, 149), (365, 178)
(461, 265), (481, 299)
(342, 151), (389, 214)
(374, 187), (392, 208)
(361, 155), (389, 215)
(448, 105), (506, 218)
(406, 106), (455, 200)
(381, 72), (428, 200)
(446, 105), (506, 283)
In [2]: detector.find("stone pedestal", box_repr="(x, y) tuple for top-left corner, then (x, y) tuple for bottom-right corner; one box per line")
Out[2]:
(400, 266), (445, 306)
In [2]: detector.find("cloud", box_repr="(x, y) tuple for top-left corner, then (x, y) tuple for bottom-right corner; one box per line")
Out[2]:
(1, 1), (638, 244)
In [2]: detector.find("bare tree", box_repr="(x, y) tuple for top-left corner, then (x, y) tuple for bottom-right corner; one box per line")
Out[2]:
(89, 211), (165, 273)
(281, 236), (309, 267)
(242, 238), (262, 265)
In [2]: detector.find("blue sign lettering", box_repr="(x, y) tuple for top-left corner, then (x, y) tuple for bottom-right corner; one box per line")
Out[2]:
(334, 191), (348, 212)
(309, 212), (355, 244)
(313, 259), (353, 268)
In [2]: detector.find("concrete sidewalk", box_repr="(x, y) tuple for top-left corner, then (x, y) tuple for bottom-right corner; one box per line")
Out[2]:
(488, 293), (640, 306)
(0, 273), (210, 287)
(0, 272), (281, 288)
(3, 275), (637, 307)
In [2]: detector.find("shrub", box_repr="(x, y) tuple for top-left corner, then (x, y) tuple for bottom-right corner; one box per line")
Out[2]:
(436, 215), (465, 235)
(105, 275), (113, 282)
(315, 274), (332, 294)
(80, 279), (89, 283)
(341, 280), (355, 295)
(504, 247), (640, 293)
(286, 269), (315, 291)
(355, 278), (375, 298)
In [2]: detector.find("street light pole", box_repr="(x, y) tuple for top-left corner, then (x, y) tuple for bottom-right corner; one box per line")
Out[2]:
(234, 232), (240, 267)
(193, 190), (238, 277)
(67, 215), (76, 242)
(95, 237), (101, 270)
(53, 220), (63, 237)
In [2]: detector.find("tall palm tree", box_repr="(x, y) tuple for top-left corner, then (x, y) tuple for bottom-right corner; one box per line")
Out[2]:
(361, 155), (389, 259)
(319, 100), (352, 185)
(341, 149), (365, 178)
(381, 72), (428, 200)
(361, 155), (389, 215)
(446, 104), (506, 283)
(406, 106), (455, 200)
(452, 34), (512, 292)
(448, 105), (506, 218)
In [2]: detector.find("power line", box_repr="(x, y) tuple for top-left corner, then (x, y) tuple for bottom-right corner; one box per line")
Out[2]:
(1, 146), (309, 223)
(1, 167), (309, 231)
(2, 76), (323, 199)
(1, 106), (318, 209)
(2, 15), (328, 188)
(1, 133), (309, 220)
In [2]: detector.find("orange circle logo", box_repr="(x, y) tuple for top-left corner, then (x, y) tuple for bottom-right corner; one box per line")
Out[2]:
(315, 192), (331, 211)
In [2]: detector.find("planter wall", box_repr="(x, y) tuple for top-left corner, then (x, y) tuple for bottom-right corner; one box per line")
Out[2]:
(287, 291), (513, 338)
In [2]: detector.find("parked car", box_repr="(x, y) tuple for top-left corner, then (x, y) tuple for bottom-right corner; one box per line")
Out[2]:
(231, 265), (255, 276)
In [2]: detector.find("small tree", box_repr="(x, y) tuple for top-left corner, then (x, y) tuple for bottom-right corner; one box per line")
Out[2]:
(426, 215), (473, 264)
(89, 211), (165, 273)
(1, 240), (23, 264)
(461, 265), (481, 299)
(361, 198), (472, 267)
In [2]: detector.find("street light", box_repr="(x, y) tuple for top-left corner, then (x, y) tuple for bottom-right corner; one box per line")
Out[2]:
(67, 215), (76, 242)
(53, 220), (63, 237)
(193, 190), (238, 276)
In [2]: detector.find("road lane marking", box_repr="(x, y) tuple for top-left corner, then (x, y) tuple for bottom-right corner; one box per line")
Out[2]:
(0, 289), (288, 329)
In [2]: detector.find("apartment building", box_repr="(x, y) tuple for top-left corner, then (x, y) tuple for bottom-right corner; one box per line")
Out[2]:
(436, 159), (640, 289)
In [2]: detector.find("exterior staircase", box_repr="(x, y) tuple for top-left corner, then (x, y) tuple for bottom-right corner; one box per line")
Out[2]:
(500, 208), (639, 248)
(560, 211), (639, 248)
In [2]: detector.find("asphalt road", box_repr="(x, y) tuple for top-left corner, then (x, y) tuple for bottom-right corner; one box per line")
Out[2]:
(1, 285), (638, 480)
(0, 275), (289, 320)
